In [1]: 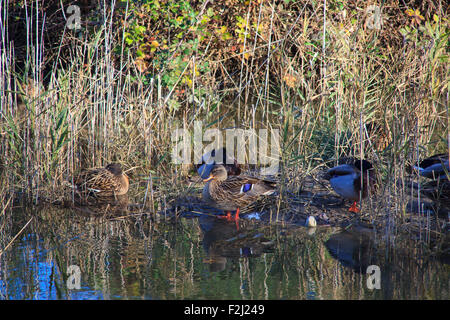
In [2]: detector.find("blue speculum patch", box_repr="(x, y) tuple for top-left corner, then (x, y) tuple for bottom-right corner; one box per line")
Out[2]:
(241, 183), (252, 193)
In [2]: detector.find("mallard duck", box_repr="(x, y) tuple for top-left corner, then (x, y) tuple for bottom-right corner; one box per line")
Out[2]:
(201, 164), (276, 221)
(413, 154), (450, 208)
(197, 147), (241, 178)
(73, 163), (129, 197)
(323, 159), (376, 213)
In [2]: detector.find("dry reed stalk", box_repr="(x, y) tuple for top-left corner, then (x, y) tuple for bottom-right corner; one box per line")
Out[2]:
(0, 217), (33, 257)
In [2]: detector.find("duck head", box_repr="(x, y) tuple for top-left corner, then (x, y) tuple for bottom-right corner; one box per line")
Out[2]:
(353, 159), (373, 172)
(203, 165), (228, 182)
(105, 163), (123, 176)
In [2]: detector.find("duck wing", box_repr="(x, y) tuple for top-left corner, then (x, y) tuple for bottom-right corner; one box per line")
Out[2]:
(419, 153), (448, 168)
(222, 176), (276, 196)
(75, 168), (120, 193)
(415, 159), (449, 179)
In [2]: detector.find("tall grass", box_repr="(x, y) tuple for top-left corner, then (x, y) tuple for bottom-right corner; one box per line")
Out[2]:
(0, 0), (448, 226)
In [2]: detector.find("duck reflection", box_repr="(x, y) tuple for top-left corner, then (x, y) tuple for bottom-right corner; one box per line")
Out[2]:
(199, 216), (274, 272)
(325, 229), (377, 273)
(69, 194), (130, 218)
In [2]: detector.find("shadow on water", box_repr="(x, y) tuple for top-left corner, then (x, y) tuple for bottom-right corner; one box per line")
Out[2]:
(0, 200), (448, 300)
(325, 229), (377, 273)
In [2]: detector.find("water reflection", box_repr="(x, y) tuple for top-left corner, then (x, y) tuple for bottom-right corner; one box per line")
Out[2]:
(325, 229), (377, 273)
(0, 205), (448, 299)
(65, 194), (130, 218)
(199, 216), (274, 272)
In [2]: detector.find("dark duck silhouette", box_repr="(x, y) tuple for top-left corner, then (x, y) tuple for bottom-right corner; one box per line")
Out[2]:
(413, 153), (449, 180)
(197, 147), (241, 178)
(413, 153), (450, 209)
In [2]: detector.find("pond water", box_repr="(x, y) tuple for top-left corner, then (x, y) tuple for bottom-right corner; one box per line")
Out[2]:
(0, 205), (448, 300)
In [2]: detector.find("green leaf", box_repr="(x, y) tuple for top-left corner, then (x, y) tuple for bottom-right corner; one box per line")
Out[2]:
(56, 128), (69, 152)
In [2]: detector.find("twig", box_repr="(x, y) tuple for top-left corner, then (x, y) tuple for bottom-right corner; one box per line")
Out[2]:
(0, 217), (34, 257)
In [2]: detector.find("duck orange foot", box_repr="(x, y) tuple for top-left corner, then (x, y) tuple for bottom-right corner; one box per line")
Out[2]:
(348, 201), (360, 213)
(217, 208), (240, 221)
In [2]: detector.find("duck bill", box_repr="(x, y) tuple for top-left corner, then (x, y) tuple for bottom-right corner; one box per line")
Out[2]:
(203, 175), (214, 182)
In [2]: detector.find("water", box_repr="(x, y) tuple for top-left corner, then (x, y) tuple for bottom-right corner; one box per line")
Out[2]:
(0, 205), (448, 300)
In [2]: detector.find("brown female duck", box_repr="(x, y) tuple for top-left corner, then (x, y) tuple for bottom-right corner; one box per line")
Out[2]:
(202, 165), (276, 221)
(74, 163), (129, 197)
